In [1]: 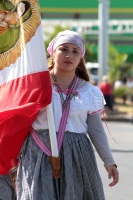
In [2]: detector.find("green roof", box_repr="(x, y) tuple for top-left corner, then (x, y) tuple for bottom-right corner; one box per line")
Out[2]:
(85, 34), (133, 54)
(39, 0), (133, 13)
(39, 0), (133, 54)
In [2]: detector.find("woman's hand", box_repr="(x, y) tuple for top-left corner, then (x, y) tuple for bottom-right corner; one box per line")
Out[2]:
(9, 168), (17, 194)
(106, 165), (119, 187)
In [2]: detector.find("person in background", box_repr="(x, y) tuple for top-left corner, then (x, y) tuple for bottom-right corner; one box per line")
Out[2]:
(99, 75), (113, 113)
(114, 79), (123, 89)
(10, 30), (119, 200)
(126, 76), (133, 88)
(126, 77), (133, 107)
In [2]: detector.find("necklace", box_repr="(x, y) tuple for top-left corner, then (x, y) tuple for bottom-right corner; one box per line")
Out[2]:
(51, 73), (77, 110)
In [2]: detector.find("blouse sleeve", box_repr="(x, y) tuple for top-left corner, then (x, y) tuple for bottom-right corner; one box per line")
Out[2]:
(87, 113), (116, 168)
(87, 85), (105, 115)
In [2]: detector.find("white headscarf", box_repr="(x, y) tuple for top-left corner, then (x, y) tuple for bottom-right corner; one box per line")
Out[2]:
(47, 30), (85, 58)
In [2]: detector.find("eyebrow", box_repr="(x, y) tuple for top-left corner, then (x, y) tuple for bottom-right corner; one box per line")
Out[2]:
(60, 45), (81, 51)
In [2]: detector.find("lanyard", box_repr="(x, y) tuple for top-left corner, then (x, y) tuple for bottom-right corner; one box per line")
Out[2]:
(31, 76), (80, 155)
(51, 73), (77, 110)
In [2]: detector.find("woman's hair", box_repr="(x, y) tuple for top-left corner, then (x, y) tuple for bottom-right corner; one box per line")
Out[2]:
(48, 57), (89, 82)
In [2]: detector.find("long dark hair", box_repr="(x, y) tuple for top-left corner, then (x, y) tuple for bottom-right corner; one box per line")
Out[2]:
(48, 57), (89, 82)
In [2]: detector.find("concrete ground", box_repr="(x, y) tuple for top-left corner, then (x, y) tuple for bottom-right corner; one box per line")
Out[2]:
(95, 121), (133, 200)
(102, 101), (133, 122)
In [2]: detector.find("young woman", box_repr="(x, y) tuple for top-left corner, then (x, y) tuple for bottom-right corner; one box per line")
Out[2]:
(16, 30), (119, 200)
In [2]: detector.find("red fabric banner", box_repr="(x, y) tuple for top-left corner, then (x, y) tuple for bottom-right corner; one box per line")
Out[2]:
(0, 0), (52, 174)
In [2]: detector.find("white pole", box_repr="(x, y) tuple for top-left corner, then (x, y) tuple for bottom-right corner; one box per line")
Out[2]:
(98, 0), (110, 83)
(46, 103), (59, 157)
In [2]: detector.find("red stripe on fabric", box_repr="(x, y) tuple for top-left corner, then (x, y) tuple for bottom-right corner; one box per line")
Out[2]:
(0, 71), (52, 174)
(0, 71), (51, 111)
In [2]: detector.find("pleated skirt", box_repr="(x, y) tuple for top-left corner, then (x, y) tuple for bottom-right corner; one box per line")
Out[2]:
(0, 174), (16, 200)
(17, 130), (105, 200)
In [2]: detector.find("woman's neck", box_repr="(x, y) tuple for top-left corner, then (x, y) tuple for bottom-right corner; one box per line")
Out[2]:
(51, 71), (76, 90)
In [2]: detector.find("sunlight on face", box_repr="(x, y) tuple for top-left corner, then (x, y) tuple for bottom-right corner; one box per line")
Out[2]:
(53, 43), (82, 73)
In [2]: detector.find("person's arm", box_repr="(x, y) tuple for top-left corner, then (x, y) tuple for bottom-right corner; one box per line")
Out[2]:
(87, 113), (119, 186)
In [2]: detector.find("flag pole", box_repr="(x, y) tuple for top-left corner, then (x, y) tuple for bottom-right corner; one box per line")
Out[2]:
(46, 103), (61, 178)
(46, 103), (59, 157)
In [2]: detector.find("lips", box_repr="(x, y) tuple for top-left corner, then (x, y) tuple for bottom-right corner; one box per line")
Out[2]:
(64, 61), (72, 64)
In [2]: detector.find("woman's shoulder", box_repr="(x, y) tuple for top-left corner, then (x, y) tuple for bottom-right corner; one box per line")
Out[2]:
(77, 80), (104, 114)
(78, 80), (103, 96)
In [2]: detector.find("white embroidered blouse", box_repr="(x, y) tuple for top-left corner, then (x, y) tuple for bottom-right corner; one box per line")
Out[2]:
(32, 80), (115, 168)
(32, 81), (104, 132)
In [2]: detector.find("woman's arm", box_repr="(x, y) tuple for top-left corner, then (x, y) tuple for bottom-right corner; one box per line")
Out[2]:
(87, 113), (119, 186)
(87, 113), (114, 167)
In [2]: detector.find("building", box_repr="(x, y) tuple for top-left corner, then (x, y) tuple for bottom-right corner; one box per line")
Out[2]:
(39, 0), (133, 56)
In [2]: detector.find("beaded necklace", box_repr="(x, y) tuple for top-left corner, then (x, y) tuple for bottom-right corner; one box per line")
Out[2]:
(51, 73), (77, 110)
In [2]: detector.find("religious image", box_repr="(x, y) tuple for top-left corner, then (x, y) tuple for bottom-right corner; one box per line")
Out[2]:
(0, 0), (41, 70)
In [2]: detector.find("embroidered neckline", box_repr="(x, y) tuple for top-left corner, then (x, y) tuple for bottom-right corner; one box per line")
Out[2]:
(51, 73), (78, 110)
(53, 80), (90, 92)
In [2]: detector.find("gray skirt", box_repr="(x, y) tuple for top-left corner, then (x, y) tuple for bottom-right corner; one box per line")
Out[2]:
(0, 174), (16, 200)
(17, 130), (105, 200)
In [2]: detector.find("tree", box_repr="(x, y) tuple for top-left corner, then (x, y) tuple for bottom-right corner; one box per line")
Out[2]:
(82, 34), (97, 62)
(108, 44), (126, 85)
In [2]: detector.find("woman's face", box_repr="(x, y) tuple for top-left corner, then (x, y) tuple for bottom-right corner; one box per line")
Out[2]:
(53, 43), (82, 73)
